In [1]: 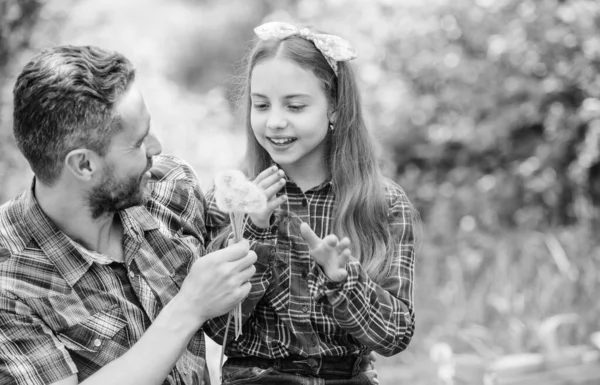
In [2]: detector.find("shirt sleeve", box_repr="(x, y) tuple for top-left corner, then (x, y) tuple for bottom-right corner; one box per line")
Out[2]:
(311, 184), (417, 357)
(203, 186), (276, 345)
(0, 292), (77, 385)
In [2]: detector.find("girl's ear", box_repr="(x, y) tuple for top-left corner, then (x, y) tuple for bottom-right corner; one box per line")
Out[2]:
(329, 110), (337, 124)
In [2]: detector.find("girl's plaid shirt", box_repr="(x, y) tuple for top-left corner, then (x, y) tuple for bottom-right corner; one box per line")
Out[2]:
(0, 155), (211, 385)
(204, 177), (416, 359)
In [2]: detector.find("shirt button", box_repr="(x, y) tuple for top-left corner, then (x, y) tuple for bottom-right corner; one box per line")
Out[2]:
(301, 199), (307, 207)
(302, 305), (309, 313)
(129, 271), (135, 278)
(0, 248), (10, 262)
(93, 339), (102, 347)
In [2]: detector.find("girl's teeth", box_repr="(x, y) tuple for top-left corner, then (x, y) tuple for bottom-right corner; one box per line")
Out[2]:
(271, 138), (294, 144)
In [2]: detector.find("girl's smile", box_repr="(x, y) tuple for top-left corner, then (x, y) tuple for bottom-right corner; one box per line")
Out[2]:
(267, 136), (298, 148)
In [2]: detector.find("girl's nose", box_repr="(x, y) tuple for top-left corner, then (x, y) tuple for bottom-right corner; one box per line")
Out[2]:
(266, 112), (288, 130)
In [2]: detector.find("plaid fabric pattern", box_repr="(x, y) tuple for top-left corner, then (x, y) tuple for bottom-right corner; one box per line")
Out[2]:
(0, 154), (210, 385)
(204, 177), (416, 360)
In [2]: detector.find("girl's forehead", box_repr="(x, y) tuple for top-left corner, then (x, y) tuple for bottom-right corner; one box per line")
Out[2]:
(251, 57), (322, 93)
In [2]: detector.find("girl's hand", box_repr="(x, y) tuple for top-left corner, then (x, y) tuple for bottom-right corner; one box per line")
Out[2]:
(249, 166), (287, 228)
(300, 222), (352, 282)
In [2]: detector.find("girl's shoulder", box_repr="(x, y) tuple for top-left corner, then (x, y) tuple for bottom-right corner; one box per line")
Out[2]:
(381, 178), (420, 232)
(381, 177), (411, 207)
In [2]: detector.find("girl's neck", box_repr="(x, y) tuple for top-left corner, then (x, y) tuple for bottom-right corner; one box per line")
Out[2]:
(280, 161), (329, 193)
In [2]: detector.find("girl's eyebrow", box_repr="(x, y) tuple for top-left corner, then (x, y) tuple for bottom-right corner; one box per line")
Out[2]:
(250, 93), (311, 99)
(284, 94), (311, 100)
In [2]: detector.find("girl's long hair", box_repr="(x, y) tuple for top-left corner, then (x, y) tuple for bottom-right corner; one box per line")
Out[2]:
(238, 35), (417, 284)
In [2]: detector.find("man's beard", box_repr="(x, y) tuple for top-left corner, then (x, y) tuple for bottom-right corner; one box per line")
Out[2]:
(86, 165), (150, 220)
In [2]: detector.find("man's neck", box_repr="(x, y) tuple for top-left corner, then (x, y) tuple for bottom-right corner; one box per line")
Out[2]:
(34, 179), (122, 260)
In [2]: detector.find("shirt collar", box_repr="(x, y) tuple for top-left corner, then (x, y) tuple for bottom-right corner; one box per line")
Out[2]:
(21, 179), (160, 286)
(282, 173), (333, 193)
(22, 179), (93, 287)
(272, 161), (333, 192)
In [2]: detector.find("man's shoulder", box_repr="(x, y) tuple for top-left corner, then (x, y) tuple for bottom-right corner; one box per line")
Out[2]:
(0, 192), (57, 297)
(144, 155), (207, 233)
(150, 154), (199, 185)
(0, 191), (31, 256)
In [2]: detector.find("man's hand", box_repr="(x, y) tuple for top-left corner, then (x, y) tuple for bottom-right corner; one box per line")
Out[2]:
(300, 222), (351, 282)
(178, 240), (257, 324)
(249, 166), (287, 228)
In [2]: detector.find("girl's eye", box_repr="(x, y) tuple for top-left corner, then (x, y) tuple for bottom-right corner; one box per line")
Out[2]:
(252, 103), (269, 111)
(288, 104), (305, 112)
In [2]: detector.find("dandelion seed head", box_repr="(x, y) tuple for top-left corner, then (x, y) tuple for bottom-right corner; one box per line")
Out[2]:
(215, 170), (267, 213)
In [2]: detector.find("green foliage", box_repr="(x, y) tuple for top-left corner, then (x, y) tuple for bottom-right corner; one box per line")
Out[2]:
(379, 0), (600, 229)
(0, 0), (41, 203)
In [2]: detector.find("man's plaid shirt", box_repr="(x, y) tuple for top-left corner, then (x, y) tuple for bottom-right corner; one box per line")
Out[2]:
(204, 177), (416, 359)
(0, 155), (210, 385)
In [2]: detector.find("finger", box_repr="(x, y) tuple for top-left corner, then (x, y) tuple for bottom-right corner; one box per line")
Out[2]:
(236, 281), (252, 301)
(339, 248), (352, 265)
(332, 269), (348, 282)
(237, 262), (257, 282)
(253, 166), (279, 185)
(215, 239), (250, 262)
(232, 250), (258, 273)
(322, 234), (339, 249)
(258, 169), (285, 189)
(253, 166), (278, 184)
(300, 222), (321, 249)
(262, 178), (286, 198)
(266, 195), (287, 212)
(335, 237), (351, 254)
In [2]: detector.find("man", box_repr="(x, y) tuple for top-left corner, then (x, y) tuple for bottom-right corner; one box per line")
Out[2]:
(0, 45), (259, 385)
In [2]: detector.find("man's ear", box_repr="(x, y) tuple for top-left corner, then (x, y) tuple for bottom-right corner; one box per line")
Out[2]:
(64, 149), (99, 181)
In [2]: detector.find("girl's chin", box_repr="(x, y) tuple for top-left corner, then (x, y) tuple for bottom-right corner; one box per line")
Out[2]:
(267, 154), (296, 166)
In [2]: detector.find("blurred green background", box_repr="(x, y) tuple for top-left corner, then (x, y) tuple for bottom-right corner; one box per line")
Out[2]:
(2, 0), (600, 383)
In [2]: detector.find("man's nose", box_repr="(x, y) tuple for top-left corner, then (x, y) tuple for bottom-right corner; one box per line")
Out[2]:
(146, 132), (163, 157)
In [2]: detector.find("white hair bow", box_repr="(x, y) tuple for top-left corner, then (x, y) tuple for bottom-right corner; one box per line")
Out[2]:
(254, 21), (357, 75)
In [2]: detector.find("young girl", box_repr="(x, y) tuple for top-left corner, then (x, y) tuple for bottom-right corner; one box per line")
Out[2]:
(204, 21), (419, 385)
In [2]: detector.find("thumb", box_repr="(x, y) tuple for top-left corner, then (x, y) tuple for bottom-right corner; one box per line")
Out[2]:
(300, 222), (321, 249)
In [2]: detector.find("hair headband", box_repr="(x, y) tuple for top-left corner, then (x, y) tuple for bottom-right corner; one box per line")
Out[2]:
(254, 21), (357, 75)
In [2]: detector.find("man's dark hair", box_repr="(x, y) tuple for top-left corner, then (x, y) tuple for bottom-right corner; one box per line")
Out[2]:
(13, 45), (136, 185)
